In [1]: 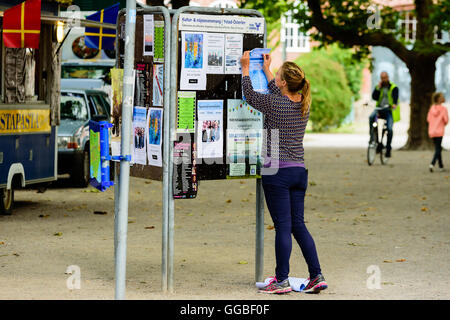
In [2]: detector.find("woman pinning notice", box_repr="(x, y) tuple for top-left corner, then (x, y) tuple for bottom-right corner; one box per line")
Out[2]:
(240, 51), (327, 294)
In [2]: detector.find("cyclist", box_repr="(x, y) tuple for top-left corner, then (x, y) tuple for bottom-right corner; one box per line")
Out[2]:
(369, 71), (399, 158)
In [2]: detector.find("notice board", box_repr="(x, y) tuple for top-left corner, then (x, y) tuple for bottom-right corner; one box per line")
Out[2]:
(175, 13), (265, 185)
(114, 10), (166, 181)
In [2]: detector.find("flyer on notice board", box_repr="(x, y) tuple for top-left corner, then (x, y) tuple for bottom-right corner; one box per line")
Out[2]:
(205, 33), (225, 74)
(132, 106), (147, 165)
(177, 91), (196, 133)
(153, 64), (164, 107)
(227, 99), (263, 176)
(143, 14), (154, 56)
(197, 100), (224, 159)
(147, 108), (163, 167)
(173, 133), (198, 199)
(153, 20), (165, 62)
(180, 31), (207, 90)
(249, 48), (272, 94)
(225, 33), (243, 74)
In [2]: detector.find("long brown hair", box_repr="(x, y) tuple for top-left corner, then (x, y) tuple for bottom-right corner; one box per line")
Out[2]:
(432, 92), (443, 105)
(280, 61), (311, 117)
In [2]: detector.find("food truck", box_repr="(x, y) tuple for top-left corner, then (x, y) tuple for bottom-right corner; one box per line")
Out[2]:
(0, 2), (63, 214)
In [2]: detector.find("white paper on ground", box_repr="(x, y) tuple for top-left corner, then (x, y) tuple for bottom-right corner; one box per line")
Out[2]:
(255, 277), (309, 292)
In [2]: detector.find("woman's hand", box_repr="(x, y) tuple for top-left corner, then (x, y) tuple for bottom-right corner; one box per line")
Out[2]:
(240, 51), (250, 76)
(263, 54), (271, 71)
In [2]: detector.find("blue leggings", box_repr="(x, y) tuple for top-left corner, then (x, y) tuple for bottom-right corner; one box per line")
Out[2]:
(262, 167), (322, 281)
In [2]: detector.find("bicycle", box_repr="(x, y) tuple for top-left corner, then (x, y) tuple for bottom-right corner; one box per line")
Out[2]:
(367, 105), (390, 166)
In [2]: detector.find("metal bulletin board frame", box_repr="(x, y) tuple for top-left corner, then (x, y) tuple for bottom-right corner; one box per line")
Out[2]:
(113, 5), (172, 299)
(166, 6), (267, 293)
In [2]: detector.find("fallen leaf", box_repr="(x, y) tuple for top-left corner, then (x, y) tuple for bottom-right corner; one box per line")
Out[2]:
(128, 220), (135, 224)
(383, 260), (393, 263)
(145, 226), (155, 229)
(267, 225), (274, 230)
(38, 214), (50, 218)
(241, 198), (249, 202)
(94, 211), (107, 215)
(226, 199), (232, 203)
(347, 242), (361, 246)
(240, 181), (245, 184)
(13, 253), (20, 257)
(396, 259), (407, 262)
(238, 260), (248, 265)
(421, 197), (427, 200)
(145, 181), (152, 184)
(0, 241), (5, 245)
(309, 181), (317, 186)
(53, 232), (63, 236)
(421, 207), (428, 212)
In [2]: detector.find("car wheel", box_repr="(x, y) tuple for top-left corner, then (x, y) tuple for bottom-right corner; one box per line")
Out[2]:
(0, 188), (14, 215)
(72, 148), (90, 188)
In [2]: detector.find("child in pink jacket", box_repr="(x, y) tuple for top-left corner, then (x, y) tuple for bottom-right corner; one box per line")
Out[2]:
(427, 92), (448, 172)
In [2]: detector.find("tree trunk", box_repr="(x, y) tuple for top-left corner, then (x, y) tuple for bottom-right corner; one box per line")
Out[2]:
(403, 57), (437, 150)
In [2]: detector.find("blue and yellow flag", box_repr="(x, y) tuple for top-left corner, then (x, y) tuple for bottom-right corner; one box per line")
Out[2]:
(84, 3), (119, 51)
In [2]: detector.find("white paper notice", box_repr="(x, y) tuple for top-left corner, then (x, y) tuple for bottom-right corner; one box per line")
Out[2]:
(143, 15), (154, 56)
(153, 64), (164, 106)
(197, 100), (224, 159)
(132, 106), (147, 165)
(225, 33), (243, 74)
(180, 31), (207, 90)
(205, 33), (225, 74)
(147, 108), (163, 167)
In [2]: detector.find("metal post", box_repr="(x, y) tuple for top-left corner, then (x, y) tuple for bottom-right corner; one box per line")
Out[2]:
(140, 5), (172, 293)
(114, 161), (119, 260)
(255, 178), (264, 282)
(255, 16), (267, 283)
(115, 0), (136, 300)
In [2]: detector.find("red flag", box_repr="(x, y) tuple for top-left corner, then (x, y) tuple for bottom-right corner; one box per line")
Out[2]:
(2, 0), (41, 48)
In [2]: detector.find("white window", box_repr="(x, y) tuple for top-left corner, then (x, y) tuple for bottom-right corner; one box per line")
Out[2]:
(400, 11), (416, 42)
(209, 0), (238, 8)
(189, 1), (202, 7)
(281, 13), (310, 53)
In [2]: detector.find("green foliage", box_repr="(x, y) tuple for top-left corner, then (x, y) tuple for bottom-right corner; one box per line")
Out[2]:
(295, 51), (352, 132)
(241, 0), (449, 61)
(318, 44), (367, 101)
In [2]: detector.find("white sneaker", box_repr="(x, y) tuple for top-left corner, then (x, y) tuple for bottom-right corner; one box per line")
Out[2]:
(429, 164), (434, 172)
(439, 167), (445, 172)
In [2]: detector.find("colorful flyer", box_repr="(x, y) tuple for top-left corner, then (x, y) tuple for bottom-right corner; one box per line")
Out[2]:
(154, 20), (165, 62)
(197, 100), (224, 159)
(147, 108), (163, 167)
(227, 99), (263, 175)
(89, 129), (101, 183)
(249, 48), (271, 94)
(153, 64), (164, 107)
(180, 31), (207, 90)
(177, 91), (196, 133)
(132, 106), (147, 165)
(143, 14), (154, 56)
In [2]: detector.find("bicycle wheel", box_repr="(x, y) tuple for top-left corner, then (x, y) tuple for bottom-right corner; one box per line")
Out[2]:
(380, 129), (389, 165)
(367, 127), (377, 166)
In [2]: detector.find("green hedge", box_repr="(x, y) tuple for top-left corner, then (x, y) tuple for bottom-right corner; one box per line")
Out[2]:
(294, 51), (353, 132)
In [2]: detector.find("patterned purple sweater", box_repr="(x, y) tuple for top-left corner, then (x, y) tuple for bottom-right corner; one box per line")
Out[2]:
(242, 76), (309, 166)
